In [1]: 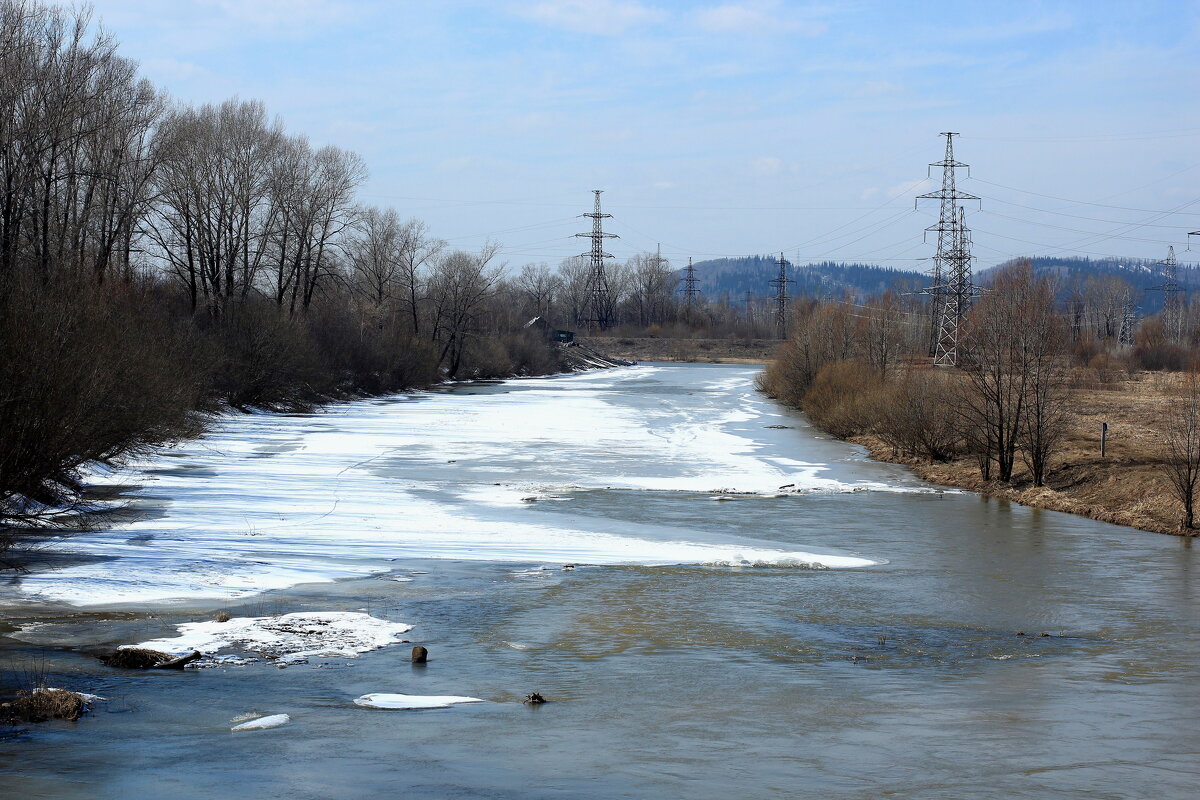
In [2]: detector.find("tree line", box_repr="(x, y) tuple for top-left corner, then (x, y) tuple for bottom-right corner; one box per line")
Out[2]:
(0, 1), (565, 522)
(758, 261), (1200, 530)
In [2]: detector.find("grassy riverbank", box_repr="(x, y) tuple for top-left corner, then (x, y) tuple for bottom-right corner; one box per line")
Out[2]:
(844, 372), (1188, 537)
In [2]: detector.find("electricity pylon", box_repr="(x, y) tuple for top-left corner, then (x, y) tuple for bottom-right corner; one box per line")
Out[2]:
(768, 252), (794, 340)
(917, 132), (980, 366)
(1149, 245), (1184, 342)
(682, 256), (700, 317)
(574, 190), (618, 330)
(1118, 298), (1137, 347)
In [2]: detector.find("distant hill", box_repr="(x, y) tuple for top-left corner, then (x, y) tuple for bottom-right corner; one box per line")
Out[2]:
(683, 257), (925, 303)
(981, 256), (1200, 315)
(686, 254), (1200, 315)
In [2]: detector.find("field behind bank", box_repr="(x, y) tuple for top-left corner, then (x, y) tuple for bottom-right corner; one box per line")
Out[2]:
(854, 371), (1188, 537)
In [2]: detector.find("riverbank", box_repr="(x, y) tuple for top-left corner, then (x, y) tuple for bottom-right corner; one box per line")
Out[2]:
(577, 336), (779, 364)
(842, 372), (1188, 537)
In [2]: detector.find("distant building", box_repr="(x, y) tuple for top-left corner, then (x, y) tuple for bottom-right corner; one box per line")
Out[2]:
(524, 316), (574, 344)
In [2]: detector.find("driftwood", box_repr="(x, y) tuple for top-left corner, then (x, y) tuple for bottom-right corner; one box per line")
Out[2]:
(99, 648), (202, 670)
(153, 651), (202, 669)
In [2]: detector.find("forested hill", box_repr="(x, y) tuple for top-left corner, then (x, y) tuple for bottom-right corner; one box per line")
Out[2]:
(688, 254), (1200, 314)
(684, 257), (926, 302)
(979, 256), (1200, 315)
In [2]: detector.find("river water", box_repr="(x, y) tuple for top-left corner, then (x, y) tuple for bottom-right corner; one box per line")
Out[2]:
(1, 363), (1197, 799)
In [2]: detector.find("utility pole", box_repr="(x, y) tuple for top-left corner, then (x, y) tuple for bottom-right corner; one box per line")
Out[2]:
(1149, 245), (1184, 342)
(917, 132), (980, 366)
(769, 252), (794, 340)
(682, 256), (700, 318)
(574, 190), (618, 330)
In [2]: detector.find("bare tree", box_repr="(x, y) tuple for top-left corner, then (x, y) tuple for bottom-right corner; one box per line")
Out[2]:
(428, 242), (502, 377)
(346, 205), (404, 310)
(959, 262), (1065, 483)
(395, 218), (444, 336)
(625, 251), (676, 328)
(515, 262), (561, 320)
(1160, 371), (1200, 532)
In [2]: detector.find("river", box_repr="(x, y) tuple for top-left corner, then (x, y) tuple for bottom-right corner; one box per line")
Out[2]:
(1, 363), (1197, 799)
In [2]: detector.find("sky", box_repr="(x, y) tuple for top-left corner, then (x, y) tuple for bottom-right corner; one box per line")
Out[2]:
(81, 0), (1200, 271)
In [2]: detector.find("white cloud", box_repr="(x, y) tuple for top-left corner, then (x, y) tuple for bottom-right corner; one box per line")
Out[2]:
(750, 156), (782, 176)
(694, 1), (826, 36)
(517, 0), (667, 35)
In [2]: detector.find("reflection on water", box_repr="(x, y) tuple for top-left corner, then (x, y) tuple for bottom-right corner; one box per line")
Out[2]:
(2, 364), (1199, 799)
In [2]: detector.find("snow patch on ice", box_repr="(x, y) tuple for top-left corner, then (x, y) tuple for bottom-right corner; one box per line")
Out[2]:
(17, 366), (892, 606)
(354, 693), (483, 710)
(231, 713), (290, 731)
(128, 611), (412, 663)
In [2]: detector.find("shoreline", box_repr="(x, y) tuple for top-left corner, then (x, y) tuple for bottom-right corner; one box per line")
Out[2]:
(829, 375), (1193, 539)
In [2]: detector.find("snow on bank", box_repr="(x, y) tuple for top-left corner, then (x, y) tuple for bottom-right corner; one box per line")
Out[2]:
(129, 612), (412, 663)
(354, 693), (483, 710)
(18, 366), (889, 606)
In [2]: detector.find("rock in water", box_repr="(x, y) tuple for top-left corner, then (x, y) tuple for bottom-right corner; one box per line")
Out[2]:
(411, 645), (428, 663)
(523, 693), (547, 705)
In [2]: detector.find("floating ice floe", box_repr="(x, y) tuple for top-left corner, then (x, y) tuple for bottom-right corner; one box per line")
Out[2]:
(128, 611), (412, 665)
(231, 713), (290, 731)
(354, 693), (483, 710)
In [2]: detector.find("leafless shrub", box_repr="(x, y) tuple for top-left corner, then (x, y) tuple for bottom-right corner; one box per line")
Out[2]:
(874, 369), (960, 462)
(1159, 371), (1200, 532)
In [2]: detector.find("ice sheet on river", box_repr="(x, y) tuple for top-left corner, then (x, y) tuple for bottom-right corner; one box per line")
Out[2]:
(19, 366), (894, 606)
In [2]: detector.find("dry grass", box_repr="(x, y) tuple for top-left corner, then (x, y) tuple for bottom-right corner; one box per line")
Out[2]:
(98, 647), (174, 669)
(852, 371), (1189, 536)
(3, 688), (87, 723)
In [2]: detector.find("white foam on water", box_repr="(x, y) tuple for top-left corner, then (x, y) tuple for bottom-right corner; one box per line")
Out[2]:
(354, 693), (483, 710)
(19, 366), (890, 606)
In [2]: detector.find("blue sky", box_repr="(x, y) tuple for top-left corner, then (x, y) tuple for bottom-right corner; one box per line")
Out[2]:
(86, 0), (1200, 270)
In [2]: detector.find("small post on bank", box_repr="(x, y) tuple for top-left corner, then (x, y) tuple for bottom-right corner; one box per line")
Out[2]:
(1101, 422), (1108, 458)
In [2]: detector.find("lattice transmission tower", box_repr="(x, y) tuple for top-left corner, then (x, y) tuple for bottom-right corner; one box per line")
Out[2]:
(682, 256), (700, 315)
(1118, 298), (1138, 347)
(574, 190), (618, 330)
(1149, 245), (1184, 342)
(916, 132), (980, 366)
(769, 252), (794, 339)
